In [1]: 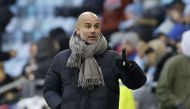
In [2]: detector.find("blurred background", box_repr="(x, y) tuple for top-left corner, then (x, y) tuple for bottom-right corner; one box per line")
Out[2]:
(0, 0), (190, 109)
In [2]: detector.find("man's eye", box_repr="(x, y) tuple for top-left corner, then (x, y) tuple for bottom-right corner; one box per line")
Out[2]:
(85, 25), (91, 28)
(94, 25), (99, 29)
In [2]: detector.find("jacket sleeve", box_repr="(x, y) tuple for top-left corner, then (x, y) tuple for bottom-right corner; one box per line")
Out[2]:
(119, 60), (147, 90)
(43, 54), (62, 109)
(156, 58), (179, 109)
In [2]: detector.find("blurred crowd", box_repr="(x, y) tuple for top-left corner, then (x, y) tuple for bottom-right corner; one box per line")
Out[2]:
(0, 0), (190, 109)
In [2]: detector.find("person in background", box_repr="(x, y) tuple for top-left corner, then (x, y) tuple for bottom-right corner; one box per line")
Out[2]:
(43, 11), (146, 109)
(156, 30), (190, 109)
(24, 37), (59, 79)
(116, 32), (139, 61)
(49, 27), (69, 52)
(134, 39), (149, 71)
(101, 0), (133, 41)
(119, 3), (143, 31)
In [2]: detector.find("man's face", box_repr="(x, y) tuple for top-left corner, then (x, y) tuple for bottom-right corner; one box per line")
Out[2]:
(76, 14), (100, 44)
(136, 41), (148, 58)
(145, 52), (156, 66)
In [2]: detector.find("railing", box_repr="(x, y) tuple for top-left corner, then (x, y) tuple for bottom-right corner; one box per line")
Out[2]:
(0, 77), (44, 97)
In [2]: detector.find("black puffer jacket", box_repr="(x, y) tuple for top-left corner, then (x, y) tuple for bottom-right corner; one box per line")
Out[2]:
(44, 49), (146, 109)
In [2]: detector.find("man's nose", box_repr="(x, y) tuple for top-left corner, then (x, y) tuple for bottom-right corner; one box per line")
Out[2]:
(90, 27), (96, 32)
(90, 27), (96, 35)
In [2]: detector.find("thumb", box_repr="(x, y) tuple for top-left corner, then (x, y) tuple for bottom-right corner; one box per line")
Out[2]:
(122, 48), (127, 60)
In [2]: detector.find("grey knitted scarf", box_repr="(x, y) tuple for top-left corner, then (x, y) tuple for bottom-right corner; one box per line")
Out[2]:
(66, 33), (107, 89)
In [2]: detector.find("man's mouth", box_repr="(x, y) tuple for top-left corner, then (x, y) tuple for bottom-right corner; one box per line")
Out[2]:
(88, 36), (96, 39)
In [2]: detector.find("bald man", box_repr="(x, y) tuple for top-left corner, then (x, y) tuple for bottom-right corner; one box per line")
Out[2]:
(76, 12), (101, 44)
(43, 12), (146, 109)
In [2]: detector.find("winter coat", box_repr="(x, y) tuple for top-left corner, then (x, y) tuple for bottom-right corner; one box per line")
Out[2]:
(156, 54), (190, 109)
(43, 49), (146, 109)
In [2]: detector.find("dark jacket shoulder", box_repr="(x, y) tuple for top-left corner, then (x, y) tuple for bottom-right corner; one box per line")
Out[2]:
(53, 49), (71, 62)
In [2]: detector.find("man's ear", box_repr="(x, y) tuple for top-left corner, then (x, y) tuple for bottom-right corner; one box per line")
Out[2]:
(76, 25), (80, 35)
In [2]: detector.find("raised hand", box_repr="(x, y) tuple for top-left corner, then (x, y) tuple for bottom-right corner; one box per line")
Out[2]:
(115, 48), (132, 71)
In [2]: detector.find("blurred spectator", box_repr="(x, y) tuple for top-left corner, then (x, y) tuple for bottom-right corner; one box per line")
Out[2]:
(169, 2), (184, 19)
(109, 32), (126, 49)
(167, 23), (189, 42)
(152, 49), (176, 93)
(154, 1), (185, 37)
(49, 27), (69, 52)
(101, 0), (133, 40)
(133, 39), (167, 109)
(167, 4), (190, 42)
(119, 3), (143, 31)
(168, 1), (184, 23)
(154, 33), (169, 45)
(133, 47), (159, 109)
(148, 39), (167, 63)
(150, 34), (177, 92)
(144, 47), (157, 85)
(165, 1), (187, 41)
(128, 5), (165, 42)
(156, 30), (190, 109)
(154, 18), (175, 37)
(23, 37), (59, 79)
(134, 39), (148, 70)
(167, 0), (185, 14)
(116, 32), (139, 60)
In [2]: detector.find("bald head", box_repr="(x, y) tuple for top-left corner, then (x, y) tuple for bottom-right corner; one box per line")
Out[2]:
(75, 12), (101, 44)
(77, 12), (100, 26)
